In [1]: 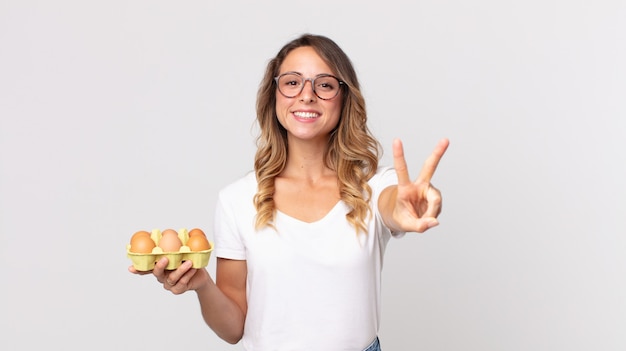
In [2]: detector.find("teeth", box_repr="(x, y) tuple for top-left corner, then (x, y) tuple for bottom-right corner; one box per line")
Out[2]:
(294, 112), (319, 118)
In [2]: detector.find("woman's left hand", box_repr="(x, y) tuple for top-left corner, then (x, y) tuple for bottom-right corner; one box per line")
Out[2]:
(389, 137), (449, 233)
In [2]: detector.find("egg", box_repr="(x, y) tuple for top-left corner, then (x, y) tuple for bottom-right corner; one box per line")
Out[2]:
(161, 228), (178, 237)
(129, 230), (156, 253)
(188, 228), (206, 237)
(158, 229), (183, 252)
(186, 234), (211, 251)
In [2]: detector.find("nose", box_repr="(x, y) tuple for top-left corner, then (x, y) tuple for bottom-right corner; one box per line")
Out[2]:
(299, 78), (316, 102)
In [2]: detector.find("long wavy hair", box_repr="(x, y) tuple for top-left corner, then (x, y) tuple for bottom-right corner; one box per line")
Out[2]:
(253, 34), (381, 233)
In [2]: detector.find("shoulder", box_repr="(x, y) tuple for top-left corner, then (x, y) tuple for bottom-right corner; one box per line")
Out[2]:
(217, 171), (257, 204)
(368, 166), (398, 189)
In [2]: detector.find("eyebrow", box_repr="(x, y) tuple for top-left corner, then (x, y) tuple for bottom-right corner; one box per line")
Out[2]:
(278, 71), (335, 77)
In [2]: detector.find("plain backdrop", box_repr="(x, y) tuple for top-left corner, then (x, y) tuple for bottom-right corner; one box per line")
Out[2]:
(1, 1), (625, 350)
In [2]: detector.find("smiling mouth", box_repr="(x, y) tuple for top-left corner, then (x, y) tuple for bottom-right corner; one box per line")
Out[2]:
(293, 111), (319, 119)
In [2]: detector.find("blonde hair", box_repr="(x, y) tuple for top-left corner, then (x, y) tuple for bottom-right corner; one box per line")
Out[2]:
(253, 34), (381, 233)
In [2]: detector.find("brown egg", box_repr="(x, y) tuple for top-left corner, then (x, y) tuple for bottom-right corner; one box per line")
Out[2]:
(130, 231), (156, 253)
(188, 228), (206, 237)
(161, 228), (178, 237)
(186, 234), (211, 251)
(158, 229), (182, 252)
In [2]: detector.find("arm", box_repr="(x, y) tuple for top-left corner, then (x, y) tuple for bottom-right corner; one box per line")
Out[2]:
(197, 258), (247, 344)
(133, 257), (247, 344)
(378, 138), (450, 233)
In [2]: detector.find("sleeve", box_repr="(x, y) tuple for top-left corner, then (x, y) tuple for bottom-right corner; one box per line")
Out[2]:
(213, 189), (247, 260)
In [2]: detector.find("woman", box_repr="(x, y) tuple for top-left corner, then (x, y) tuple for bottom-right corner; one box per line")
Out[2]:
(129, 33), (449, 351)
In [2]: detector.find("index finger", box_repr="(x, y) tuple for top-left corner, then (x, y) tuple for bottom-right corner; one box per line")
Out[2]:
(392, 138), (411, 185)
(153, 257), (169, 278)
(417, 138), (450, 183)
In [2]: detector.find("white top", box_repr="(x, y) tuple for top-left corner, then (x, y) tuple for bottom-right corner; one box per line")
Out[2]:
(214, 167), (403, 351)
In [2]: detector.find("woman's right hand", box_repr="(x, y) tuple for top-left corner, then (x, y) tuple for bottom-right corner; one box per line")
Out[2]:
(128, 257), (211, 294)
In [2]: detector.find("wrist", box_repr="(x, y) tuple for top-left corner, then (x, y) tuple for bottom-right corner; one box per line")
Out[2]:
(193, 269), (214, 294)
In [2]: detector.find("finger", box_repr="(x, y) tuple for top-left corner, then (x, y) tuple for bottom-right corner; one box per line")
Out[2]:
(178, 266), (198, 286)
(422, 186), (442, 218)
(128, 265), (152, 275)
(392, 138), (411, 185)
(414, 217), (440, 233)
(417, 138), (449, 183)
(164, 260), (192, 286)
(153, 257), (168, 281)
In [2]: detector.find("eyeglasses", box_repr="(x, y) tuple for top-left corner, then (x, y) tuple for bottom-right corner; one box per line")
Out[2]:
(274, 72), (345, 100)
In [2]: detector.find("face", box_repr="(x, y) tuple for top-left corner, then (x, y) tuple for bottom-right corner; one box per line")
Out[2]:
(275, 46), (343, 143)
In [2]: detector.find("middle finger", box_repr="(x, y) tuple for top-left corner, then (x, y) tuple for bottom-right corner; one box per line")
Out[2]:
(417, 138), (449, 183)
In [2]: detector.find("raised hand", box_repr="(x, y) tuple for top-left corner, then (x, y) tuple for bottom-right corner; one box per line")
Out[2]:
(391, 138), (449, 233)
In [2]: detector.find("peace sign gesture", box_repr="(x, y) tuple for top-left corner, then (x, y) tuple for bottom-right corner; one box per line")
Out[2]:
(381, 138), (450, 233)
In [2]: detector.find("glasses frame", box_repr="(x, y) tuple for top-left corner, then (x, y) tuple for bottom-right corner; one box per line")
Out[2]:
(274, 72), (346, 100)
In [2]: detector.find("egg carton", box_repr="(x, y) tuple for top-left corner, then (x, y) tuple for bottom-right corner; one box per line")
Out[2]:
(127, 228), (213, 271)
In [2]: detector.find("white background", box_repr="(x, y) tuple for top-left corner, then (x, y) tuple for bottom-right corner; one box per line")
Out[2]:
(1, 1), (625, 350)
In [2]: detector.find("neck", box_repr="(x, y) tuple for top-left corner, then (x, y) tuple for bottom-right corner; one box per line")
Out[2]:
(282, 138), (333, 181)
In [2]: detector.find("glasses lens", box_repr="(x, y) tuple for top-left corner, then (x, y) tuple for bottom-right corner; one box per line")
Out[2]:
(313, 75), (341, 99)
(277, 73), (303, 98)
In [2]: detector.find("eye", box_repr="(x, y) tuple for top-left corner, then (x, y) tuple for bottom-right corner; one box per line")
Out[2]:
(279, 73), (302, 88)
(315, 76), (338, 91)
